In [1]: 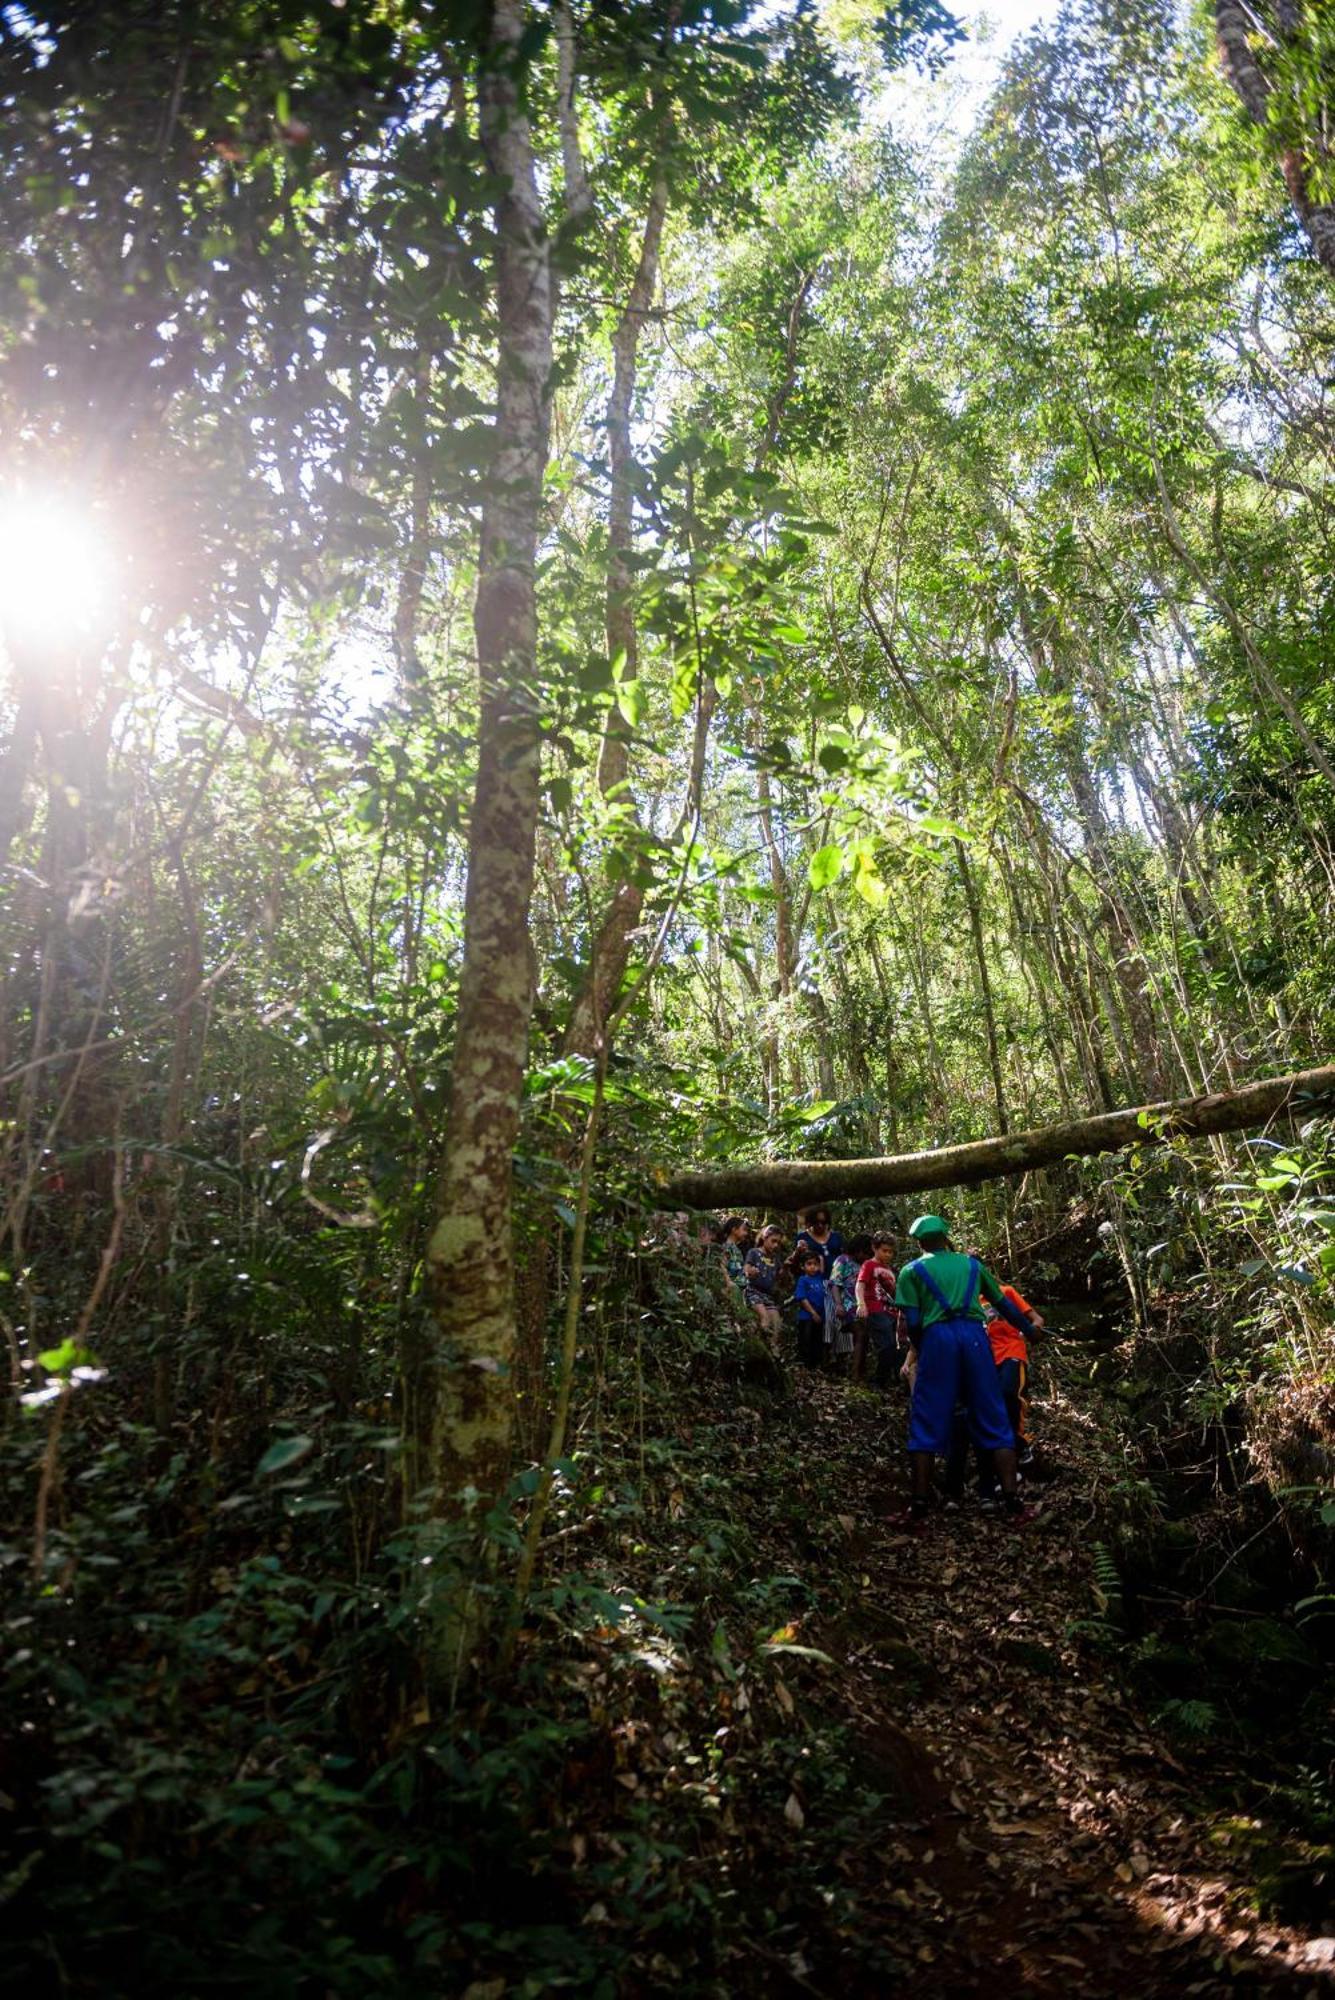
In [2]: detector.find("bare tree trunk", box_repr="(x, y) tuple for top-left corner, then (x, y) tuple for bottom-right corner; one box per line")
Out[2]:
(151, 839), (205, 1432)
(889, 905), (947, 1117)
(392, 348), (433, 692)
(1013, 802), (1118, 1110)
(1216, 0), (1335, 277)
(999, 851), (1078, 1117)
(754, 738), (805, 1096)
(595, 173), (669, 801)
(864, 927), (902, 1150)
(663, 1061), (1335, 1209)
(955, 837), (1008, 1132)
(423, 0), (554, 1529)
(805, 976), (839, 1103)
(562, 174), (669, 1060)
(1149, 451), (1335, 790)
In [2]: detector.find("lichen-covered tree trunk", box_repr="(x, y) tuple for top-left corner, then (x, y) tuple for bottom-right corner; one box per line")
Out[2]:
(423, 0), (553, 1521)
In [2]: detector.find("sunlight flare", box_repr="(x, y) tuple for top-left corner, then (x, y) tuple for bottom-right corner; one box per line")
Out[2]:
(0, 495), (115, 649)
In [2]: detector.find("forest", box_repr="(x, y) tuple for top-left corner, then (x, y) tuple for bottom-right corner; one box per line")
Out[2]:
(2, 0), (1335, 1991)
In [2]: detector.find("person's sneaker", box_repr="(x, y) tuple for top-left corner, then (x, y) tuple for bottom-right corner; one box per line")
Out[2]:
(977, 1493), (998, 1513)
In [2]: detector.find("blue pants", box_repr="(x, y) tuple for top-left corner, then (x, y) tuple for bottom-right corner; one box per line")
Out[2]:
(908, 1316), (1016, 1457)
(866, 1311), (900, 1387)
(945, 1357), (1028, 1494)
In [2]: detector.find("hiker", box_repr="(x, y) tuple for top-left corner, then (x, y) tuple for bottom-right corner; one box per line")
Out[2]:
(894, 1214), (1036, 1526)
(743, 1223), (786, 1341)
(829, 1233), (864, 1373)
(855, 1231), (903, 1388)
(793, 1249), (828, 1370)
(717, 1215), (750, 1304)
(984, 1270), (1044, 1475)
(791, 1206), (843, 1277)
(790, 1208), (845, 1360)
(945, 1264), (1045, 1504)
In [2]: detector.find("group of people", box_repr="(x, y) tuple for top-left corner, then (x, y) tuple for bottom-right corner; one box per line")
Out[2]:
(714, 1206), (1046, 1526)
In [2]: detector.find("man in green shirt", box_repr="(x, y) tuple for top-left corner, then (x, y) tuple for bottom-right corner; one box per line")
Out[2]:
(894, 1215), (1035, 1527)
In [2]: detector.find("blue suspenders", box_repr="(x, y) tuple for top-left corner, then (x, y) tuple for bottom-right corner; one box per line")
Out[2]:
(910, 1255), (979, 1321)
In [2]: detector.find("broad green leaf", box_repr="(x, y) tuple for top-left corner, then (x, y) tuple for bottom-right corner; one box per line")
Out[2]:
(256, 1435), (315, 1478)
(616, 678), (647, 729)
(807, 844), (844, 891)
(853, 865), (889, 908)
(38, 1337), (82, 1374)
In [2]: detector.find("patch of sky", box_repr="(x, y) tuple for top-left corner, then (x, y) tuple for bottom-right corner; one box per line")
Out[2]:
(873, 1), (1060, 157)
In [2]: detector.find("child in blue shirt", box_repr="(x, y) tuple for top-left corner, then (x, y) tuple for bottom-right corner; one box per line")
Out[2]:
(793, 1251), (827, 1370)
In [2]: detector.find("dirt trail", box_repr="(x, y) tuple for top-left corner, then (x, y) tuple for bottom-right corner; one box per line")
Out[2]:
(806, 1378), (1335, 1997)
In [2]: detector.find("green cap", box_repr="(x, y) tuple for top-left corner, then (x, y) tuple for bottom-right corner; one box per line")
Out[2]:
(909, 1213), (950, 1241)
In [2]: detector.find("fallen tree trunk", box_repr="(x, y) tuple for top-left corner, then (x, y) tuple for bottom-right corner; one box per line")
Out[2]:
(659, 1062), (1335, 1211)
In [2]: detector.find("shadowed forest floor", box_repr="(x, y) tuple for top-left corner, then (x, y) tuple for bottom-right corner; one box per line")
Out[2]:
(824, 1381), (1334, 1996)
(534, 1344), (1335, 1999)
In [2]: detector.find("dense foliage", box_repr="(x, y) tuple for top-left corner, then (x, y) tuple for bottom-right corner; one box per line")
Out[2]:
(2, 0), (1334, 1990)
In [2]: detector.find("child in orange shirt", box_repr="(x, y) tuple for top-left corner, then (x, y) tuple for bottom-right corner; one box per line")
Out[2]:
(944, 1275), (1044, 1503)
(986, 1281), (1043, 1469)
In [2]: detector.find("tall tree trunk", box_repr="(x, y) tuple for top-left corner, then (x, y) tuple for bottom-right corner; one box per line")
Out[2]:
(998, 851), (1078, 1118)
(423, 0), (554, 1528)
(1215, 0), (1335, 278)
(562, 173), (670, 1060)
(864, 927), (902, 1150)
(391, 348), (433, 692)
(754, 736), (805, 1095)
(1148, 456), (1335, 791)
(955, 837), (1008, 1132)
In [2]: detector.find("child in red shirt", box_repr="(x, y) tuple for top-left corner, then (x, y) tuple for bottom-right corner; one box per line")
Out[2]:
(855, 1232), (903, 1389)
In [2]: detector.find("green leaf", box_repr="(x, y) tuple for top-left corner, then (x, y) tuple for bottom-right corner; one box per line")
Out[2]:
(256, 1435), (315, 1478)
(853, 864), (888, 908)
(807, 844), (844, 891)
(37, 1337), (81, 1374)
(616, 678), (647, 729)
